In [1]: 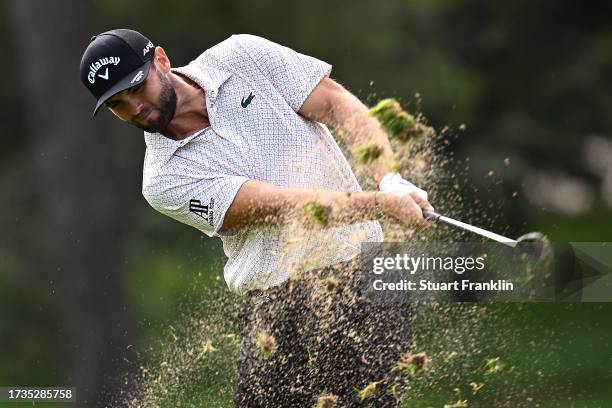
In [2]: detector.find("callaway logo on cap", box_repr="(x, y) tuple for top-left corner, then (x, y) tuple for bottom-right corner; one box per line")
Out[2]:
(80, 29), (155, 116)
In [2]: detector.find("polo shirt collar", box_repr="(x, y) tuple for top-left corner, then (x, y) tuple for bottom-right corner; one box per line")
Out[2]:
(144, 62), (232, 158)
(173, 63), (231, 108)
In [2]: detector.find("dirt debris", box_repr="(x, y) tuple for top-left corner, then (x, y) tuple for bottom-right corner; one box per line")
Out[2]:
(118, 97), (550, 407)
(313, 393), (338, 408)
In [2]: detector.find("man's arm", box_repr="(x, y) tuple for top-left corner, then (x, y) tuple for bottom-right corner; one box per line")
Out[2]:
(219, 180), (432, 234)
(298, 77), (394, 183)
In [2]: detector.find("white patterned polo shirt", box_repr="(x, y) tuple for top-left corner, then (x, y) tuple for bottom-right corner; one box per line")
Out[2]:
(142, 34), (383, 292)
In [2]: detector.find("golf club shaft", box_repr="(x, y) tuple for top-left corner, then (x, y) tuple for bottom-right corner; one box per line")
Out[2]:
(422, 209), (518, 247)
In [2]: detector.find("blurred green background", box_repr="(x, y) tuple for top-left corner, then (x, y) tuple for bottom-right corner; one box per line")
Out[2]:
(1, 0), (611, 406)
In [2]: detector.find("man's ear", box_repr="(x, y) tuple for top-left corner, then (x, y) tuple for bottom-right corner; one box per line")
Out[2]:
(153, 46), (171, 73)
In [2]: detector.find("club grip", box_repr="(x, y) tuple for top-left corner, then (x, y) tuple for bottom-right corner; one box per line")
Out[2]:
(422, 209), (441, 222)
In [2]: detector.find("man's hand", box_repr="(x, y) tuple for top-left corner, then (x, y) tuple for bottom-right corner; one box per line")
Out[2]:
(379, 172), (434, 226)
(377, 190), (434, 230)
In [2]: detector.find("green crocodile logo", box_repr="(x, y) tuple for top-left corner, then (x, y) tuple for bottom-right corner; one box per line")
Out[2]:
(241, 92), (255, 108)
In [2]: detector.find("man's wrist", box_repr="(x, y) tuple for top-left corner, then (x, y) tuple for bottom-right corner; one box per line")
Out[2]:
(373, 191), (385, 220)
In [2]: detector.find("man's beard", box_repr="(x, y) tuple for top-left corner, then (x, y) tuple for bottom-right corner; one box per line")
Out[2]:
(134, 70), (177, 134)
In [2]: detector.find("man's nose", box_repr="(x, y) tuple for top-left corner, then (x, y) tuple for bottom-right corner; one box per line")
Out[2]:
(125, 94), (144, 116)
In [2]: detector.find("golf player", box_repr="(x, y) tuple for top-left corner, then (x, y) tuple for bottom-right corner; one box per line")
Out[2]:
(80, 29), (433, 407)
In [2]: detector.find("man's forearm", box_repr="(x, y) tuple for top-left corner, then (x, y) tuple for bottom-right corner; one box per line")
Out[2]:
(281, 187), (380, 227)
(221, 181), (380, 233)
(326, 89), (394, 183)
(298, 78), (394, 184)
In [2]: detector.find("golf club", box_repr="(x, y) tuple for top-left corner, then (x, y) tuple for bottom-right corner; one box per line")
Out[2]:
(422, 209), (589, 301)
(422, 209), (544, 249)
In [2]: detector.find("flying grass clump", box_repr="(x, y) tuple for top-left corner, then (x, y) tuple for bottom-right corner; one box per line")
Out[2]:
(444, 388), (468, 408)
(303, 201), (331, 228)
(470, 382), (484, 395)
(256, 330), (277, 359)
(444, 399), (468, 408)
(200, 339), (216, 354)
(484, 357), (503, 374)
(369, 98), (433, 143)
(392, 351), (428, 379)
(353, 142), (382, 164)
(313, 394), (338, 408)
(323, 276), (340, 293)
(356, 381), (379, 401)
(444, 351), (459, 363)
(387, 158), (404, 173)
(390, 384), (401, 402)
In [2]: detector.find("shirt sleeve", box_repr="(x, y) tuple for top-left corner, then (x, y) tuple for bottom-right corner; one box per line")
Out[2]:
(234, 34), (332, 112)
(142, 171), (249, 238)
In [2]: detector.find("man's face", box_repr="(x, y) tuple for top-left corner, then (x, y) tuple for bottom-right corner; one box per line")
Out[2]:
(105, 63), (177, 133)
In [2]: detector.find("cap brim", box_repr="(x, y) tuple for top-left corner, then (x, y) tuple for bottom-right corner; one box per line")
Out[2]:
(92, 61), (152, 117)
